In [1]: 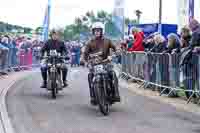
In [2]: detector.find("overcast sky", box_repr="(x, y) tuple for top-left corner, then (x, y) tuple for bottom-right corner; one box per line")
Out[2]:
(0, 0), (199, 29)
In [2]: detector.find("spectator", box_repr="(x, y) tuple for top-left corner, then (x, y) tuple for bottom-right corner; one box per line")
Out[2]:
(1, 36), (11, 69)
(163, 33), (181, 97)
(11, 38), (19, 68)
(143, 32), (159, 51)
(180, 26), (191, 48)
(19, 38), (33, 68)
(148, 34), (169, 93)
(75, 43), (81, 66)
(189, 18), (200, 48)
(70, 44), (77, 67)
(129, 27), (144, 52)
(164, 33), (181, 54)
(127, 35), (134, 52)
(32, 40), (41, 65)
(0, 37), (9, 75)
(179, 19), (200, 99)
(150, 34), (166, 53)
(120, 36), (128, 51)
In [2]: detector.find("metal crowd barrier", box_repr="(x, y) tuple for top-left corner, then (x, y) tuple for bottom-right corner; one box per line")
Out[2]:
(0, 48), (40, 76)
(121, 51), (200, 104)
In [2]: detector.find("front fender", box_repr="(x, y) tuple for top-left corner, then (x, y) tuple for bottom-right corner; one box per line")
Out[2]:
(93, 74), (102, 83)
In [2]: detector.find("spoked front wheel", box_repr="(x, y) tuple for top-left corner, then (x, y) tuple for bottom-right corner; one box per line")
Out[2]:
(51, 72), (57, 99)
(94, 82), (110, 116)
(51, 82), (57, 99)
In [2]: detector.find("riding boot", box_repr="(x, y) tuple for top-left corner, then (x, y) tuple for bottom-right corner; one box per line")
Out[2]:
(40, 68), (47, 88)
(113, 83), (121, 102)
(41, 80), (47, 88)
(111, 71), (121, 102)
(88, 73), (97, 105)
(62, 68), (68, 87)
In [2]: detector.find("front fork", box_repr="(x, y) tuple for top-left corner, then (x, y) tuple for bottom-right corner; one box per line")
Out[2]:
(94, 74), (109, 101)
(47, 67), (62, 90)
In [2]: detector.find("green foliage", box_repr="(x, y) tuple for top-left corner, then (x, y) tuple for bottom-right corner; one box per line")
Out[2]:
(0, 10), (136, 40)
(0, 21), (33, 33)
(63, 10), (137, 40)
(35, 27), (43, 34)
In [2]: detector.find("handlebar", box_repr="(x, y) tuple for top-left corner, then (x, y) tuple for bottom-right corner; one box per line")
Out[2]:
(89, 58), (111, 66)
(88, 55), (116, 66)
(41, 55), (70, 60)
(86, 50), (121, 65)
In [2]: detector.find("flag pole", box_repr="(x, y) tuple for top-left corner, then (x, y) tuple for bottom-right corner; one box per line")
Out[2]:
(158, 0), (162, 34)
(189, 0), (194, 22)
(42, 0), (51, 41)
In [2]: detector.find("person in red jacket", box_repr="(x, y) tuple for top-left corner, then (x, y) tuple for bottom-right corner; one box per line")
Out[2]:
(129, 27), (144, 52)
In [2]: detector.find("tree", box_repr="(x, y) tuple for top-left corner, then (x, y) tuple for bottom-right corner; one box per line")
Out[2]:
(75, 17), (82, 25)
(97, 10), (107, 22)
(135, 10), (142, 24)
(85, 11), (96, 23)
(63, 10), (137, 40)
(35, 27), (43, 34)
(0, 21), (33, 33)
(82, 16), (88, 22)
(125, 18), (131, 26)
(24, 28), (32, 33)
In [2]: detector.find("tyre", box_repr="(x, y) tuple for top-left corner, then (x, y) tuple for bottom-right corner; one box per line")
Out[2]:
(51, 82), (56, 99)
(51, 72), (57, 99)
(94, 81), (109, 116)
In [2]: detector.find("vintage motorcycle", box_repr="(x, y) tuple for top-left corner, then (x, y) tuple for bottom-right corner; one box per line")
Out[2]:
(88, 52), (117, 116)
(43, 50), (67, 99)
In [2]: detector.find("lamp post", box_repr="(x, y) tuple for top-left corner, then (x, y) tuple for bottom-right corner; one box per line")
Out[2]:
(135, 10), (142, 24)
(158, 0), (162, 33)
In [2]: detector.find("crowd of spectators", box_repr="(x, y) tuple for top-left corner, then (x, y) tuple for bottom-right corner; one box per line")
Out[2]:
(0, 35), (44, 75)
(1, 18), (200, 99)
(121, 18), (200, 55)
(0, 34), (85, 76)
(120, 18), (200, 99)
(65, 41), (83, 67)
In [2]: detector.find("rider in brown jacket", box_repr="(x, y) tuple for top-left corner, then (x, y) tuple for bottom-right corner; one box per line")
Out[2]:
(84, 22), (121, 105)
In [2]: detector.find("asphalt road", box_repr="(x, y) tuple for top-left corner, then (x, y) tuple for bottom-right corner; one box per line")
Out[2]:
(6, 67), (200, 133)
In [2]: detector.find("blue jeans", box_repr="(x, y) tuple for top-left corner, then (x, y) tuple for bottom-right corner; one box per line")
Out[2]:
(0, 44), (9, 71)
(0, 51), (9, 71)
(75, 53), (80, 65)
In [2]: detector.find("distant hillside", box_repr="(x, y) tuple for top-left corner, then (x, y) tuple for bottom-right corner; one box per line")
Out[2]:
(0, 21), (33, 34)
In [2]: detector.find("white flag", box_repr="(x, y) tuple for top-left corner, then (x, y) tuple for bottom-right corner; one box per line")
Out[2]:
(177, 0), (188, 33)
(112, 0), (125, 38)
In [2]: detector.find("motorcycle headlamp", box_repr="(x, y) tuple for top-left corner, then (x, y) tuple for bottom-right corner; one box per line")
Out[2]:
(47, 63), (52, 67)
(57, 63), (62, 67)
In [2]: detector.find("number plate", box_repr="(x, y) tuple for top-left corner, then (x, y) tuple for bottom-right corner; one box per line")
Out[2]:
(50, 67), (56, 72)
(94, 64), (104, 72)
(50, 50), (57, 56)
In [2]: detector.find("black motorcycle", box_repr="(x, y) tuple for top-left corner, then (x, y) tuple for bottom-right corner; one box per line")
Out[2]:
(88, 52), (117, 116)
(43, 50), (67, 99)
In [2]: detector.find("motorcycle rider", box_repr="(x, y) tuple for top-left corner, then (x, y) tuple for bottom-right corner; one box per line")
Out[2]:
(40, 29), (69, 88)
(83, 22), (121, 105)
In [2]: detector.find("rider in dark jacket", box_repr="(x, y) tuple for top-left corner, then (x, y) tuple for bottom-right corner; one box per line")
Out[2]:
(84, 22), (121, 105)
(40, 30), (68, 88)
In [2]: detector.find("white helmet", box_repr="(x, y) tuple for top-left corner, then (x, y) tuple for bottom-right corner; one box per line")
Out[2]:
(91, 22), (105, 34)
